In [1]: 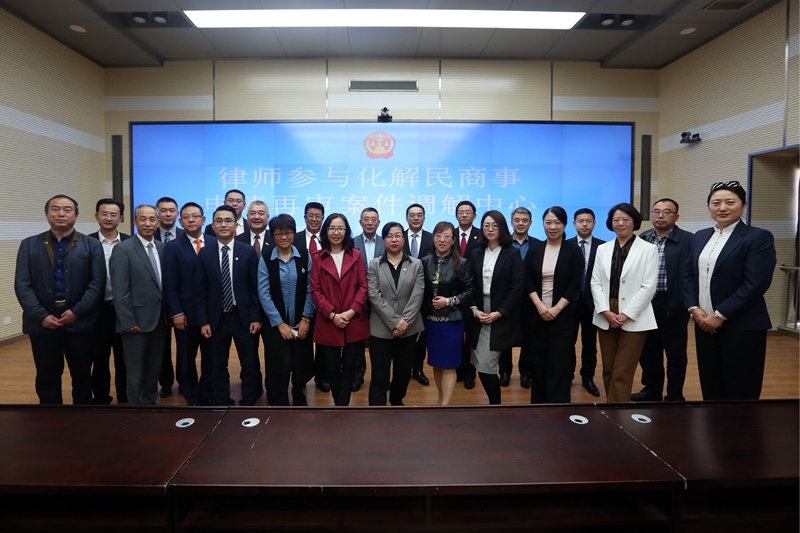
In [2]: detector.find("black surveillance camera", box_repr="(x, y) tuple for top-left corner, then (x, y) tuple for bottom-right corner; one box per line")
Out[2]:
(378, 107), (392, 123)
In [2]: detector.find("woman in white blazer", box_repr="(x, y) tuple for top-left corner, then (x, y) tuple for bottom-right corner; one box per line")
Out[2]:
(366, 222), (425, 406)
(591, 203), (658, 402)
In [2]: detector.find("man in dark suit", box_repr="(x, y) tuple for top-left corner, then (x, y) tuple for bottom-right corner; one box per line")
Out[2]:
(352, 207), (385, 392)
(568, 208), (605, 397)
(88, 198), (130, 404)
(454, 201), (481, 388)
(499, 207), (539, 389)
(153, 196), (185, 398)
(14, 194), (106, 404)
(197, 205), (263, 406)
(404, 203), (434, 386)
(294, 201), (327, 392)
(205, 189), (250, 239)
(633, 199), (694, 402)
(163, 202), (216, 406)
(110, 204), (168, 405)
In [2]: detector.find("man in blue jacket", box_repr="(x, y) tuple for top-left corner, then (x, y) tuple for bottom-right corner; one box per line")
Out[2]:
(14, 194), (106, 404)
(633, 198), (694, 402)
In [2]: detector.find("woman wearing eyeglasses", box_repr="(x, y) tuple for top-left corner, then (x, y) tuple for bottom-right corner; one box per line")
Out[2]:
(257, 214), (315, 406)
(366, 222), (425, 406)
(466, 211), (524, 405)
(684, 181), (776, 400)
(310, 213), (370, 406)
(421, 221), (475, 405)
(525, 206), (584, 404)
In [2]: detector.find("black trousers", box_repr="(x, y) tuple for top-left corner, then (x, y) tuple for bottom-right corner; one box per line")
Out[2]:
(498, 346), (532, 379)
(530, 311), (573, 404)
(412, 331), (427, 373)
(264, 326), (314, 406)
(158, 327), (174, 389)
(30, 329), (95, 405)
(210, 310), (263, 406)
(175, 325), (213, 405)
(638, 296), (689, 401)
(456, 334), (476, 381)
(369, 335), (416, 406)
(320, 340), (366, 406)
(91, 301), (127, 404)
(694, 324), (766, 400)
(571, 292), (598, 379)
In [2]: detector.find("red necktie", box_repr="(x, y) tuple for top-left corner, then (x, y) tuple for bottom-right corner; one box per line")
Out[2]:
(309, 234), (318, 253)
(460, 232), (467, 256)
(254, 234), (261, 257)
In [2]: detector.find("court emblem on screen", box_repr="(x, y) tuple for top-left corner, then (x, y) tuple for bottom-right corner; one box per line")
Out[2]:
(365, 131), (395, 159)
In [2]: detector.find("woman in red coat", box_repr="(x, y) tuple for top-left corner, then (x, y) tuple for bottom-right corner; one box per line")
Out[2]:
(310, 213), (370, 406)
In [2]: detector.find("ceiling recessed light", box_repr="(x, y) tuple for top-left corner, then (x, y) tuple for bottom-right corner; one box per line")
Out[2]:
(620, 15), (634, 27)
(680, 27), (697, 35)
(132, 12), (147, 24)
(153, 12), (168, 24)
(69, 24), (86, 33)
(183, 9), (586, 30)
(600, 14), (615, 26)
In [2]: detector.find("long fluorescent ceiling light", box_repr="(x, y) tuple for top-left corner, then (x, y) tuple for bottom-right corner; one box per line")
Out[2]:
(184, 9), (585, 30)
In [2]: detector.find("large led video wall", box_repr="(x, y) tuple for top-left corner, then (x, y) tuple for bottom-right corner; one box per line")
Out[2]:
(131, 121), (633, 240)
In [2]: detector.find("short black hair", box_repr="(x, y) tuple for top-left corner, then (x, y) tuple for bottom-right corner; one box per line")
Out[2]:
(606, 203), (643, 231)
(707, 182), (747, 205)
(543, 206), (568, 225)
(652, 198), (679, 213)
(305, 202), (325, 216)
(45, 194), (78, 214)
(156, 196), (178, 207)
(213, 205), (238, 220)
(456, 200), (476, 214)
(406, 203), (425, 217)
(95, 198), (124, 215)
(319, 213), (354, 251)
(573, 208), (595, 221)
(180, 202), (204, 217)
(269, 213), (297, 234)
(477, 210), (513, 247)
(225, 189), (246, 201)
(381, 221), (404, 239)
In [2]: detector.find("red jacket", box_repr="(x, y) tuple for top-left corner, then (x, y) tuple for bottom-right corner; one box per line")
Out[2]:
(311, 247), (370, 347)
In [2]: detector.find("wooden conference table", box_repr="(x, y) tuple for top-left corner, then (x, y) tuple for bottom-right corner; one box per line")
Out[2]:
(0, 401), (796, 532)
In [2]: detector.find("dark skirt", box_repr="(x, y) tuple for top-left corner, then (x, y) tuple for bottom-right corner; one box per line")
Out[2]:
(425, 319), (464, 370)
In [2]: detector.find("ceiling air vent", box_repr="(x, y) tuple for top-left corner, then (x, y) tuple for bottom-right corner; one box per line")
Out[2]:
(703, 0), (754, 11)
(349, 81), (418, 92)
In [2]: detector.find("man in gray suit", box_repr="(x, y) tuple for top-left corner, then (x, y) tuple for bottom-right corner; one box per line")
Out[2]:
(110, 205), (168, 405)
(352, 207), (386, 391)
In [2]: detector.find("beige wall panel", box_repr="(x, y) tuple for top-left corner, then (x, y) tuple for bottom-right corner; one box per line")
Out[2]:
(440, 60), (551, 121)
(328, 58), (439, 120)
(215, 60), (327, 120)
(553, 62), (659, 98)
(659, 122), (785, 225)
(659, 3), (785, 137)
(105, 61), (212, 97)
(0, 9), (106, 341)
(749, 155), (799, 327)
(0, 10), (104, 136)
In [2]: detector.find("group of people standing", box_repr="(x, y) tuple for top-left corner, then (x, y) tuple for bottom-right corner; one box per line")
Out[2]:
(14, 180), (776, 407)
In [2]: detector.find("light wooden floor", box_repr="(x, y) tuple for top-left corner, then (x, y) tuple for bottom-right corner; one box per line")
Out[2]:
(0, 328), (797, 405)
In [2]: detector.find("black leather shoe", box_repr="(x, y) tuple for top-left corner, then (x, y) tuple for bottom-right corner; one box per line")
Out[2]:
(499, 372), (510, 387)
(352, 378), (363, 392)
(413, 370), (430, 386)
(520, 376), (532, 389)
(630, 390), (662, 402)
(582, 378), (600, 397)
(464, 376), (475, 390)
(159, 386), (172, 398)
(316, 381), (331, 393)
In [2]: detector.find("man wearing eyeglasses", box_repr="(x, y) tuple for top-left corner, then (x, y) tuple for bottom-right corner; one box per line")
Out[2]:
(632, 198), (693, 402)
(294, 201), (328, 392)
(88, 198), (130, 404)
(205, 189), (250, 239)
(197, 205), (263, 406)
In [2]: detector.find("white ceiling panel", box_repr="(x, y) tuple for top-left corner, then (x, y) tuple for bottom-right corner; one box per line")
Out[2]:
(543, 29), (635, 61)
(347, 27), (423, 56)
(416, 28), (495, 57)
(274, 27), (352, 57)
(201, 28), (286, 57)
(480, 28), (565, 58)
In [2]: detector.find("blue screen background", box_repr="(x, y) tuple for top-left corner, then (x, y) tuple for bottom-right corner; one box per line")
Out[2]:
(131, 122), (632, 241)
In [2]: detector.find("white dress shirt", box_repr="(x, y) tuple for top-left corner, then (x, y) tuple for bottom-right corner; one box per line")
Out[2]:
(697, 220), (740, 316)
(99, 230), (121, 301)
(481, 245), (502, 295)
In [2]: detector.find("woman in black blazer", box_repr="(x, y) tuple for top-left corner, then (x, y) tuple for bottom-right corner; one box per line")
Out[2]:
(467, 210), (524, 405)
(525, 206), (584, 403)
(684, 181), (776, 400)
